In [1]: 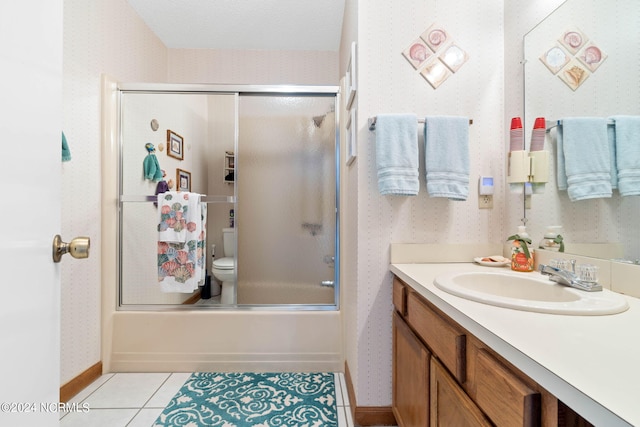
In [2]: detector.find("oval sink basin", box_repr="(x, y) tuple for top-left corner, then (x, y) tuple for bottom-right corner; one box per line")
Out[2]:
(434, 271), (629, 315)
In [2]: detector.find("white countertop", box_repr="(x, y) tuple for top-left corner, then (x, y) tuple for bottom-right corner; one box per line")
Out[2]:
(390, 262), (640, 427)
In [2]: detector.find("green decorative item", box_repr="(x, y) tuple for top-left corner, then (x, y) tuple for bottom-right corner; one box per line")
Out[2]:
(507, 234), (532, 259)
(143, 143), (163, 182)
(554, 234), (565, 252)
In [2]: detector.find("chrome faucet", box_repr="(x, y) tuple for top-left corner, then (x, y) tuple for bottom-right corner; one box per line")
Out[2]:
(539, 261), (603, 292)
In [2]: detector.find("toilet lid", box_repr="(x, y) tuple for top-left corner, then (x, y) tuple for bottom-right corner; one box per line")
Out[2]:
(212, 257), (234, 269)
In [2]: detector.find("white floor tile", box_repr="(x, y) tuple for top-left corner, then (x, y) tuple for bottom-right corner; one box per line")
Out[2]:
(60, 408), (138, 427)
(63, 371), (360, 426)
(339, 373), (350, 406)
(60, 374), (115, 419)
(344, 405), (354, 427)
(145, 372), (192, 408)
(81, 373), (170, 408)
(127, 408), (165, 427)
(334, 373), (344, 406)
(68, 374), (115, 405)
(337, 405), (348, 427)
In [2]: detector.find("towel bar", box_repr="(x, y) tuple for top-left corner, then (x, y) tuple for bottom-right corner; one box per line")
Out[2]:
(368, 116), (473, 131)
(545, 119), (615, 133)
(120, 195), (235, 203)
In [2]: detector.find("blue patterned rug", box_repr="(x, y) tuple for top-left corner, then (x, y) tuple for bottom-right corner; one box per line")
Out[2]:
(153, 372), (338, 427)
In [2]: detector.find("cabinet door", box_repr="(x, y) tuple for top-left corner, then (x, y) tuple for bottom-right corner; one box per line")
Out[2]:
(393, 312), (430, 427)
(431, 358), (492, 427)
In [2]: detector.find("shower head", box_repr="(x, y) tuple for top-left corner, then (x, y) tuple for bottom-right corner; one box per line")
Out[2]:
(312, 115), (325, 128)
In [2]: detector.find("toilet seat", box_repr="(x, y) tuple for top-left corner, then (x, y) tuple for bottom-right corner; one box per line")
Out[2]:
(212, 257), (234, 270)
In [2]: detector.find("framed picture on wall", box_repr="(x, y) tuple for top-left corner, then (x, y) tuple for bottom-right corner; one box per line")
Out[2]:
(177, 168), (191, 192)
(346, 42), (357, 110)
(167, 130), (184, 160)
(346, 107), (356, 165)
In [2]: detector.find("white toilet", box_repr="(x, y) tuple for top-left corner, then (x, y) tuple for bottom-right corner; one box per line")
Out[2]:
(211, 227), (236, 304)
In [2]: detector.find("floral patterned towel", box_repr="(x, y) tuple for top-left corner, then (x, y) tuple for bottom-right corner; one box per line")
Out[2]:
(157, 191), (189, 243)
(157, 192), (207, 293)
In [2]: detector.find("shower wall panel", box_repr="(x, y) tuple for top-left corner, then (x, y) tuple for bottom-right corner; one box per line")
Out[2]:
(237, 96), (336, 304)
(120, 93), (209, 304)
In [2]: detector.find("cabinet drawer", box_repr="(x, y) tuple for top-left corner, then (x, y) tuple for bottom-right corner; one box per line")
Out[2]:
(475, 349), (540, 427)
(406, 292), (466, 383)
(393, 278), (407, 315)
(430, 358), (492, 427)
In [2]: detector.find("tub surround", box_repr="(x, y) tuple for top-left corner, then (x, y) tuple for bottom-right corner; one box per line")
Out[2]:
(101, 77), (342, 375)
(390, 261), (640, 426)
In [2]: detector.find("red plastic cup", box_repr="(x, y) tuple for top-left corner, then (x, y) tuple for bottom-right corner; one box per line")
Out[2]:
(510, 117), (522, 130)
(534, 117), (546, 129)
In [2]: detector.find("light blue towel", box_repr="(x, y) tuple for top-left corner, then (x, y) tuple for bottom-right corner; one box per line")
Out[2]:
(556, 117), (611, 201)
(375, 114), (419, 195)
(62, 131), (71, 162)
(611, 115), (640, 196)
(607, 122), (618, 189)
(424, 116), (469, 201)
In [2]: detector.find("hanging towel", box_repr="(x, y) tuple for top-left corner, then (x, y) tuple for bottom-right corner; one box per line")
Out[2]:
(157, 192), (207, 293)
(144, 153), (163, 182)
(556, 117), (611, 201)
(61, 132), (71, 162)
(607, 122), (618, 189)
(157, 191), (188, 243)
(375, 114), (419, 195)
(610, 116), (640, 196)
(424, 116), (470, 201)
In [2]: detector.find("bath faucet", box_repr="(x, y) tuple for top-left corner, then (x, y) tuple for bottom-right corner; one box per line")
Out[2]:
(539, 262), (602, 292)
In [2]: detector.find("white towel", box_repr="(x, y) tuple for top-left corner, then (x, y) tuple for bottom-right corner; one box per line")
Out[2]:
(556, 117), (612, 201)
(424, 116), (470, 200)
(158, 192), (207, 293)
(611, 116), (640, 196)
(375, 114), (419, 195)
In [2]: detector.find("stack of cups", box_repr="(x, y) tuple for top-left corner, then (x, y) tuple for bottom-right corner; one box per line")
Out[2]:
(510, 117), (524, 151)
(509, 117), (524, 193)
(530, 117), (546, 151)
(530, 117), (547, 193)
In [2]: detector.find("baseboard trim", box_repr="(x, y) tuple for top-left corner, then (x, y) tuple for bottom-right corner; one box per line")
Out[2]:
(345, 361), (396, 426)
(181, 289), (202, 305)
(60, 361), (103, 403)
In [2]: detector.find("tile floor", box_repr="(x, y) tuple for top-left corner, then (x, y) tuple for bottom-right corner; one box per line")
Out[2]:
(60, 372), (356, 427)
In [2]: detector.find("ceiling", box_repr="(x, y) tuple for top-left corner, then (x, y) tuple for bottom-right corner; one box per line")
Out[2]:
(127, 0), (346, 51)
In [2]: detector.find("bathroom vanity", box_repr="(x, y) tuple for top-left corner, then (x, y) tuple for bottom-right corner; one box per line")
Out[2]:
(390, 262), (640, 427)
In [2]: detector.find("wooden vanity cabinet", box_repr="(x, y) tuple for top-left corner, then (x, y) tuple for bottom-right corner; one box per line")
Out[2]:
(393, 312), (430, 427)
(392, 276), (553, 427)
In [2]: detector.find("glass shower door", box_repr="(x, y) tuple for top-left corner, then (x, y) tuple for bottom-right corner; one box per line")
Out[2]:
(236, 95), (337, 305)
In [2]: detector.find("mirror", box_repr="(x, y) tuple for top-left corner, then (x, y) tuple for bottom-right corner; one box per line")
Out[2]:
(523, 0), (640, 262)
(118, 87), (339, 309)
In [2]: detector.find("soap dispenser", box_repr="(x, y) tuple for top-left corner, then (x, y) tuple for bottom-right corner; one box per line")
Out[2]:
(507, 225), (534, 272)
(538, 226), (564, 252)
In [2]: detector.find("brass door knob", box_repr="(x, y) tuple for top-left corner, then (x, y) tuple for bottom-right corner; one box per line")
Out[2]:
(52, 235), (90, 263)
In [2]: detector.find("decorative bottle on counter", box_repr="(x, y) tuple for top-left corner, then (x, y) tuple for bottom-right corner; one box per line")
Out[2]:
(508, 225), (534, 272)
(538, 225), (564, 252)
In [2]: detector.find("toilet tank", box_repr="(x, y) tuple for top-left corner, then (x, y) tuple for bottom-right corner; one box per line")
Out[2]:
(222, 227), (236, 257)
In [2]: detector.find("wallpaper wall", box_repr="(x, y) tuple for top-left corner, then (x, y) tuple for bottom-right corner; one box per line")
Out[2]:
(62, 0), (167, 385)
(351, 0), (506, 405)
